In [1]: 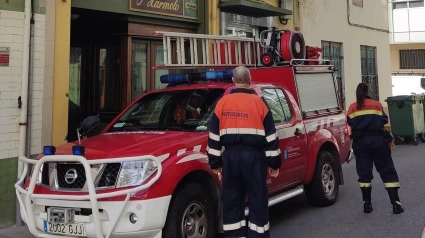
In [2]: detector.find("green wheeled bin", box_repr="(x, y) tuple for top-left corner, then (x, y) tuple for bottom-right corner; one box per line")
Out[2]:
(385, 95), (425, 146)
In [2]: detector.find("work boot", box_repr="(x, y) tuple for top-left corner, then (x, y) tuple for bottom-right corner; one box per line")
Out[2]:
(386, 188), (404, 214)
(361, 187), (373, 213)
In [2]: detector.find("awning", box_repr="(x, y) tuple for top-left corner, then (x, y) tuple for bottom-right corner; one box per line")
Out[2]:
(218, 0), (292, 18)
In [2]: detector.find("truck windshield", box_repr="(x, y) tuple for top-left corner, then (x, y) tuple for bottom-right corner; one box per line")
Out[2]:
(109, 88), (225, 132)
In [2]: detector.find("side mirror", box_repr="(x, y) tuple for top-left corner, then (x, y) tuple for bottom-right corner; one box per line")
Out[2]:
(78, 115), (100, 135)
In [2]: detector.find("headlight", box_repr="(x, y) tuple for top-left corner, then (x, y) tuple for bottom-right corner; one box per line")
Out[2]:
(31, 163), (44, 185)
(116, 160), (158, 188)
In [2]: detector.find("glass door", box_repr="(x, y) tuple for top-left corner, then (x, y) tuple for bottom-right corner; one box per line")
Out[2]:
(67, 47), (82, 142)
(153, 42), (169, 90)
(131, 41), (149, 101)
(94, 43), (121, 132)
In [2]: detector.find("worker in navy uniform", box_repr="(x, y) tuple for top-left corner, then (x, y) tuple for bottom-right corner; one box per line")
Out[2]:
(207, 66), (282, 238)
(347, 83), (404, 214)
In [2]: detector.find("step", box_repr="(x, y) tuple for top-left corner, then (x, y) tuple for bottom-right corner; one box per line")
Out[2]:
(244, 186), (304, 216)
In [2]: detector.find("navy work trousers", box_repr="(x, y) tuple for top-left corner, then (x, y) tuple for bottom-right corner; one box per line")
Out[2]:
(352, 136), (400, 187)
(221, 147), (270, 238)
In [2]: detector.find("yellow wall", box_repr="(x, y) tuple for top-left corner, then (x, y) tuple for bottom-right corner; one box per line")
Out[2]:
(208, 0), (295, 35)
(52, 0), (71, 146)
(391, 43), (425, 74)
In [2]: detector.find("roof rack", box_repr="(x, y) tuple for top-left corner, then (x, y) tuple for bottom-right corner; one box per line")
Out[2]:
(153, 31), (263, 70)
(152, 31), (333, 71)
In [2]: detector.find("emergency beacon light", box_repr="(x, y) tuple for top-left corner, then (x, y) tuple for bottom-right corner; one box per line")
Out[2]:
(43, 146), (56, 155)
(160, 70), (234, 85)
(72, 145), (85, 156)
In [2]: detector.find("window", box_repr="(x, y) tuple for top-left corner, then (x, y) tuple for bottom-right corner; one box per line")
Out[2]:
(261, 88), (292, 124)
(409, 0), (424, 7)
(393, 2), (408, 9)
(97, 47), (121, 112)
(321, 41), (345, 109)
(275, 89), (292, 122)
(360, 46), (379, 101)
(393, 0), (424, 9)
(353, 0), (363, 8)
(294, 73), (340, 114)
(399, 49), (425, 69)
(110, 89), (224, 132)
(131, 42), (148, 101)
(392, 0), (425, 42)
(154, 44), (169, 90)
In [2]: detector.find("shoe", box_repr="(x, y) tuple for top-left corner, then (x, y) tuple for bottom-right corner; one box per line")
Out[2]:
(386, 187), (404, 214)
(361, 187), (373, 213)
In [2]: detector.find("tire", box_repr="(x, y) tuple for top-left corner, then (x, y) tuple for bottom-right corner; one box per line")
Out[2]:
(163, 183), (216, 238)
(304, 151), (339, 207)
(394, 136), (403, 145)
(420, 133), (425, 143)
(412, 136), (419, 146)
(261, 52), (275, 67)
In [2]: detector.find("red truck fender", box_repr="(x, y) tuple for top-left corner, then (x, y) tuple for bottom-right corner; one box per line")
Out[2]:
(134, 151), (219, 200)
(303, 129), (341, 185)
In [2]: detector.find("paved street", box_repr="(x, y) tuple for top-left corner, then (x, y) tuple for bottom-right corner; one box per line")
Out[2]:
(1, 143), (424, 238)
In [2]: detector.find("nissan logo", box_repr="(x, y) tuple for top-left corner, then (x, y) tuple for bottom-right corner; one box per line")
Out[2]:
(64, 168), (78, 184)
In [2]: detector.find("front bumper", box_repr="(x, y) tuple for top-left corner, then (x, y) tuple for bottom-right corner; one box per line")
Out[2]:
(19, 196), (171, 238)
(15, 155), (165, 238)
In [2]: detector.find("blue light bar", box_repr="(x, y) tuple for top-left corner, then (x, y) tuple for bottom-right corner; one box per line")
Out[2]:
(43, 146), (56, 155)
(160, 70), (234, 85)
(72, 145), (85, 156)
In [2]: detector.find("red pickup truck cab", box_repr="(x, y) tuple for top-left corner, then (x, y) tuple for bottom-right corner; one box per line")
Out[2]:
(16, 62), (352, 238)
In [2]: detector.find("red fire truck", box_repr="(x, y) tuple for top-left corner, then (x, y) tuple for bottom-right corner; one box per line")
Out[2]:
(15, 29), (352, 238)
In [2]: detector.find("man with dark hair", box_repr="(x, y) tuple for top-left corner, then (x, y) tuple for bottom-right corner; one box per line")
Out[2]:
(207, 66), (282, 238)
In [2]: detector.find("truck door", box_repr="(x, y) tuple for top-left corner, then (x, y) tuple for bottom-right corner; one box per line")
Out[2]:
(261, 87), (308, 191)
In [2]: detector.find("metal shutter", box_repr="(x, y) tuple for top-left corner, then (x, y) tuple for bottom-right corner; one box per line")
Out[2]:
(295, 73), (339, 112)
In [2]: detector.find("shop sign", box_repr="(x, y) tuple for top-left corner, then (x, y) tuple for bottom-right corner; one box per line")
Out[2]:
(129, 0), (198, 19)
(0, 47), (10, 67)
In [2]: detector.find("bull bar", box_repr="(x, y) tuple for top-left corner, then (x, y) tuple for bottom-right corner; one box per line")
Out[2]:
(14, 155), (163, 238)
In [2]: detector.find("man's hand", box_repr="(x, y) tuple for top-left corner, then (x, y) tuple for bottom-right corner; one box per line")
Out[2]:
(268, 168), (279, 178)
(213, 168), (222, 181)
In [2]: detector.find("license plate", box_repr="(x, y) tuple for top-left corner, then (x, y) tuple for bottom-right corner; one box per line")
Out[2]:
(43, 221), (86, 237)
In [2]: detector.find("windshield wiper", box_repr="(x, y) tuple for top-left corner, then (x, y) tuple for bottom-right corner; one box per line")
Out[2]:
(109, 123), (200, 132)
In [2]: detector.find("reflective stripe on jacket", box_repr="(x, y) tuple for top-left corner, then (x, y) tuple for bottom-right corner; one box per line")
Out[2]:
(347, 97), (388, 133)
(207, 88), (282, 170)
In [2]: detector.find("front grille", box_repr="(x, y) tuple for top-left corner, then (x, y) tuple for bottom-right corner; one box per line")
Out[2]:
(36, 162), (122, 191)
(98, 163), (122, 188)
(41, 163), (50, 186)
(56, 163), (87, 189)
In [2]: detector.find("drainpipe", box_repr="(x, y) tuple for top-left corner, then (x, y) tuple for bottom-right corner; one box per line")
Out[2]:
(346, 0), (389, 33)
(388, 0), (394, 42)
(26, 0), (35, 161)
(16, 0), (34, 226)
(298, 0), (304, 32)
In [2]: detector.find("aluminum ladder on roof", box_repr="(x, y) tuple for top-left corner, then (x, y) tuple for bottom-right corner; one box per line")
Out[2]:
(152, 31), (264, 70)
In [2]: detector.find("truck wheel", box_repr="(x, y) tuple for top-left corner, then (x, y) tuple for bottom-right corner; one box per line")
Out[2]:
(163, 183), (216, 238)
(304, 151), (339, 207)
(412, 136), (419, 146)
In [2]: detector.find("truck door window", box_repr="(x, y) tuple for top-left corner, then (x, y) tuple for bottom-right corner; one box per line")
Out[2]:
(109, 89), (224, 132)
(275, 89), (292, 122)
(261, 88), (287, 124)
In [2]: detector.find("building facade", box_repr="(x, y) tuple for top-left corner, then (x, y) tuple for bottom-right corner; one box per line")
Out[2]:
(302, 0), (392, 109)
(210, 0), (392, 109)
(52, 0), (209, 145)
(390, 0), (425, 76)
(0, 0), (53, 228)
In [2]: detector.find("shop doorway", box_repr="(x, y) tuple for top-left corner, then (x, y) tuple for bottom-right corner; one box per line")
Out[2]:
(130, 40), (169, 101)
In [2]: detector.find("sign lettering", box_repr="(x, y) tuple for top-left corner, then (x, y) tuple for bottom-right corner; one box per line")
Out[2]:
(130, 0), (198, 19)
(0, 47), (10, 67)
